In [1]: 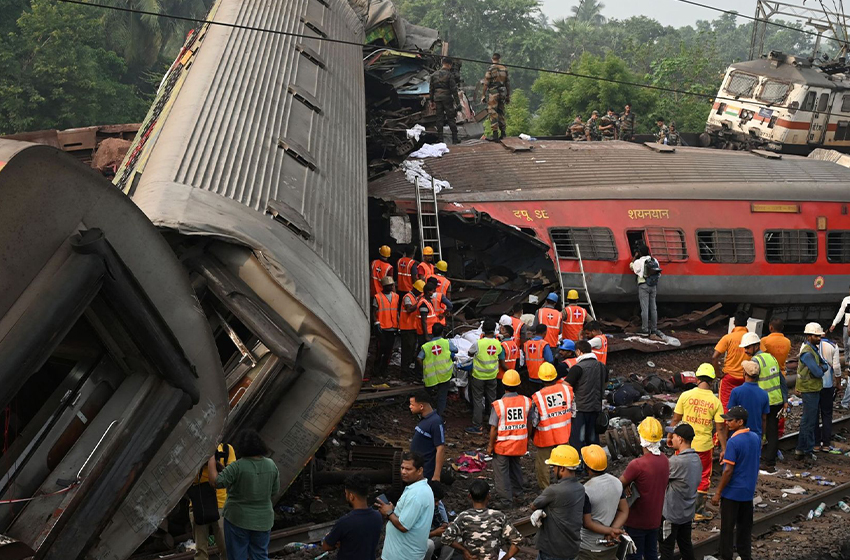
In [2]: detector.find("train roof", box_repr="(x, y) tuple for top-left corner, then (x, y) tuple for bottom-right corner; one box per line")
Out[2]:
(368, 140), (850, 202)
(729, 57), (837, 89)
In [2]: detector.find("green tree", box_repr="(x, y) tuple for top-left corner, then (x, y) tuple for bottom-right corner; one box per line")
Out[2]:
(504, 89), (531, 135)
(0, 0), (148, 133)
(570, 0), (606, 25)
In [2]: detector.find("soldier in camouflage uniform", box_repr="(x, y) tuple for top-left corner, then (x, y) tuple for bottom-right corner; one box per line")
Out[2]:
(569, 116), (586, 141)
(656, 117), (670, 144)
(599, 115), (616, 141)
(441, 480), (522, 560)
(430, 57), (461, 144)
(619, 104), (636, 142)
(606, 108), (620, 139)
(667, 121), (682, 146)
(585, 111), (601, 141)
(481, 53), (511, 141)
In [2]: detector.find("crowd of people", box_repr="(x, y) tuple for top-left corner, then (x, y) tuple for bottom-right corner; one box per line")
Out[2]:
(566, 108), (681, 146)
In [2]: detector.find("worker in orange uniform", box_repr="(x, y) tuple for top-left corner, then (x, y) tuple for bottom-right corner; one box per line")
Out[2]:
(400, 280), (426, 374)
(430, 261), (453, 327)
(417, 246), (436, 281)
(712, 311), (750, 411)
(370, 245), (394, 296)
(416, 279), (440, 348)
(371, 276), (399, 378)
(761, 317), (792, 376)
(561, 290), (588, 343)
(586, 321), (608, 365)
(530, 363), (575, 489)
(396, 245), (417, 294)
(532, 293), (561, 349)
(487, 369), (532, 506)
(523, 324), (555, 392)
(498, 324), (520, 398)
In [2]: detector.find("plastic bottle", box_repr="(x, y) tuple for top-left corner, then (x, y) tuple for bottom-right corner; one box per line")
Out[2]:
(781, 526), (799, 531)
(839, 501), (850, 513)
(814, 502), (827, 517)
(807, 509), (815, 520)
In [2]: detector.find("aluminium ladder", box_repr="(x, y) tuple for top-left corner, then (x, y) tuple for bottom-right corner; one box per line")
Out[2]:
(414, 176), (443, 260)
(553, 242), (596, 320)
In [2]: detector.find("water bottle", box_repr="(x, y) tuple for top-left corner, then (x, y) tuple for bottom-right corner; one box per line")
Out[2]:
(814, 502), (827, 517)
(781, 526), (799, 531)
(807, 509), (815, 520)
(839, 501), (850, 513)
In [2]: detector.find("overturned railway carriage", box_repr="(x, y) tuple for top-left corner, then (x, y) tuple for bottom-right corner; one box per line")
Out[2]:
(369, 141), (850, 304)
(0, 141), (227, 559)
(704, 51), (850, 154)
(114, 0), (369, 503)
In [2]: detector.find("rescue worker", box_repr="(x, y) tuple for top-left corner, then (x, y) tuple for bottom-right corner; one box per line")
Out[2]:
(371, 276), (399, 378)
(530, 362), (576, 489)
(620, 104), (636, 142)
(562, 290), (588, 343)
(668, 363), (726, 521)
(795, 322), (829, 463)
(655, 117), (669, 144)
(667, 122), (681, 146)
(487, 369), (531, 506)
(429, 57), (460, 145)
(740, 332), (785, 471)
(498, 324), (520, 399)
(481, 53), (510, 141)
(524, 324), (555, 388)
(533, 292), (562, 349)
(761, 318), (791, 377)
(418, 323), (456, 418)
(416, 279), (440, 348)
(580, 444), (628, 560)
(417, 246), (436, 282)
(586, 321), (608, 365)
(555, 339), (578, 379)
(399, 280), (424, 374)
(569, 115), (586, 141)
(598, 114), (616, 141)
(566, 340), (608, 451)
(712, 311), (750, 411)
(607, 108), (620, 138)
(467, 319), (506, 435)
(396, 245), (417, 295)
(370, 245), (393, 296)
(430, 260), (452, 327)
(585, 111), (601, 141)
(441, 480), (523, 560)
(529, 445), (585, 560)
(508, 303), (528, 345)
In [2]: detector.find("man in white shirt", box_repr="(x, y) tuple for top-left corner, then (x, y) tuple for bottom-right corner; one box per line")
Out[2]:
(629, 244), (661, 340)
(828, 287), (850, 370)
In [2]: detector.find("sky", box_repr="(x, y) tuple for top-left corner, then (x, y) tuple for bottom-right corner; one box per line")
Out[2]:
(540, 0), (759, 27)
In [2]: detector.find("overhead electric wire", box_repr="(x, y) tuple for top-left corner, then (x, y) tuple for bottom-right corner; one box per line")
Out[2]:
(47, 0), (843, 114)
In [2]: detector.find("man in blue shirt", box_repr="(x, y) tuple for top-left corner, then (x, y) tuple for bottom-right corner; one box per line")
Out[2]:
(322, 474), (383, 559)
(409, 390), (446, 481)
(711, 406), (761, 560)
(376, 452), (435, 560)
(728, 360), (769, 437)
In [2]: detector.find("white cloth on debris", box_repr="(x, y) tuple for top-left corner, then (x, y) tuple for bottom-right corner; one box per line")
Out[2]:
(640, 436), (662, 455)
(406, 124), (426, 141)
(410, 142), (450, 158)
(401, 160), (451, 193)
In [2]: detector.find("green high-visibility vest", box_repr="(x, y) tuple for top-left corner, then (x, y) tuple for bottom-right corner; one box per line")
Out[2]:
(753, 352), (783, 406)
(422, 338), (453, 387)
(472, 338), (501, 380)
(796, 344), (824, 394)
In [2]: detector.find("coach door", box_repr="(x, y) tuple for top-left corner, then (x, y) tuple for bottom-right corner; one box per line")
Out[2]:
(809, 90), (833, 144)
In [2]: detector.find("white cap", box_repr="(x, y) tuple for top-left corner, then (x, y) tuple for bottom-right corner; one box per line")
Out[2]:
(499, 315), (513, 327)
(739, 332), (761, 348)
(804, 322), (825, 336)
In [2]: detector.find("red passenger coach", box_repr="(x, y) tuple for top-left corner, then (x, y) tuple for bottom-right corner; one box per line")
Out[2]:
(369, 140), (850, 305)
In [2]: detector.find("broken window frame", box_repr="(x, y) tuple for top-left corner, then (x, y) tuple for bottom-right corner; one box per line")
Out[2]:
(827, 230), (850, 263)
(549, 227), (618, 261)
(695, 229), (755, 264)
(764, 229), (817, 264)
(629, 227), (688, 263)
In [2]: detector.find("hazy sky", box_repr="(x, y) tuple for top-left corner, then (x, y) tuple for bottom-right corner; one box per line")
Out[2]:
(540, 0), (759, 27)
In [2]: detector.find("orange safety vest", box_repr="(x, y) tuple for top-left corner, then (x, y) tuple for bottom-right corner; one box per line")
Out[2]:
(399, 292), (420, 331)
(415, 296), (439, 336)
(524, 338), (547, 381)
(562, 305), (587, 342)
(499, 339), (519, 379)
(431, 275), (451, 326)
(532, 383), (574, 447)
(511, 317), (524, 345)
(417, 261), (435, 280)
(493, 394), (532, 456)
(397, 257), (416, 292)
(592, 335), (608, 365)
(370, 260), (393, 296)
(373, 292), (399, 330)
(563, 357), (577, 370)
(537, 307), (561, 349)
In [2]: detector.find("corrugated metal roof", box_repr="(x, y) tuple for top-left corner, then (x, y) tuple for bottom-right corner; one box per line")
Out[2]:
(368, 140), (850, 202)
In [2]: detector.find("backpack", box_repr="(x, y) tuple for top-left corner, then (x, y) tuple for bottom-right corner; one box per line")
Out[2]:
(187, 443), (233, 525)
(643, 257), (662, 287)
(642, 374), (674, 395)
(672, 372), (698, 390)
(612, 382), (644, 406)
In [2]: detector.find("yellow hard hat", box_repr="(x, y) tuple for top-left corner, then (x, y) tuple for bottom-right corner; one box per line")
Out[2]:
(379, 245), (391, 257)
(638, 417), (664, 442)
(413, 279), (426, 292)
(502, 369), (521, 387)
(538, 362), (557, 382)
(567, 289), (579, 300)
(580, 444), (608, 472)
(423, 246), (435, 256)
(695, 363), (716, 380)
(435, 260), (448, 272)
(545, 444), (581, 469)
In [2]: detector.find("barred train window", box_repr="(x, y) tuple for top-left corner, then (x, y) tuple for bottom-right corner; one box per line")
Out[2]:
(643, 227), (688, 262)
(725, 72), (758, 97)
(764, 230), (817, 263)
(827, 231), (850, 263)
(550, 228), (617, 261)
(696, 229), (755, 263)
(758, 81), (790, 104)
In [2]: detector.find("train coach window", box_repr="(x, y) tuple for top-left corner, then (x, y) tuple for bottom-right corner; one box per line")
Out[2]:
(550, 228), (618, 261)
(837, 121), (850, 141)
(764, 230), (817, 263)
(801, 91), (817, 112)
(758, 81), (790, 104)
(817, 93), (829, 113)
(696, 229), (755, 263)
(827, 231), (850, 263)
(842, 96), (850, 113)
(725, 72), (758, 97)
(629, 227), (688, 263)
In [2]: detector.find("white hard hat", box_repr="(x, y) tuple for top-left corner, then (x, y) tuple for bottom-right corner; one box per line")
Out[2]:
(739, 332), (761, 348)
(499, 315), (513, 327)
(804, 322), (825, 336)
